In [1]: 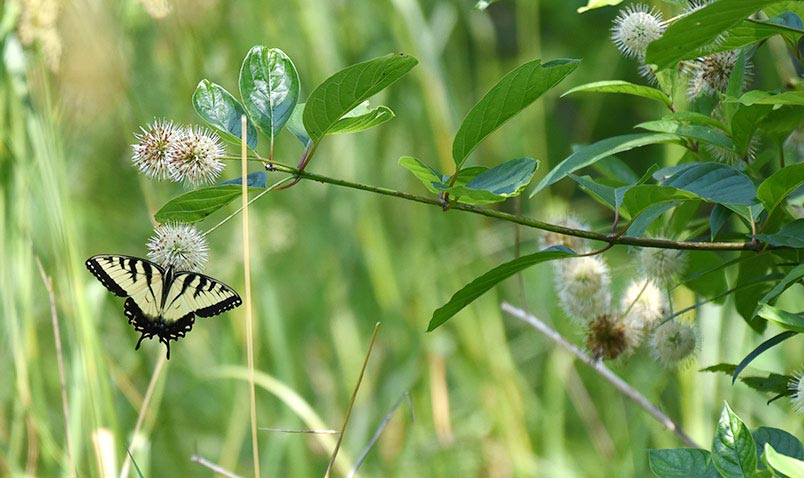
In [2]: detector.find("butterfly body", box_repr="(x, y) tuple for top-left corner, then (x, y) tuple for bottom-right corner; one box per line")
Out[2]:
(86, 254), (241, 359)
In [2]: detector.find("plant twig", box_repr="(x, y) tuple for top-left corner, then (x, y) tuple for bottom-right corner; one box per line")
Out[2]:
(258, 427), (338, 434)
(35, 257), (75, 478)
(348, 391), (413, 478)
(241, 115), (261, 478)
(501, 302), (700, 448)
(119, 355), (167, 478)
(325, 322), (381, 478)
(190, 454), (244, 478)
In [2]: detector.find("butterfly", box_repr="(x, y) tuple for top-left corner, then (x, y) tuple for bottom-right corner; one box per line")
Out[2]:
(85, 254), (242, 359)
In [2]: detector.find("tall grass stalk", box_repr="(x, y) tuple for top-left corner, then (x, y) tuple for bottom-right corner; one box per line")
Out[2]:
(241, 116), (260, 478)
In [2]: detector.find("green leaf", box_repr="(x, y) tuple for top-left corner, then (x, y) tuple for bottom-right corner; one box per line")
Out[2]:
(765, 443), (804, 478)
(621, 185), (696, 219)
(154, 185), (260, 224)
(758, 105), (804, 141)
(328, 101), (395, 135)
(757, 163), (804, 218)
(711, 402), (757, 478)
(701, 18), (804, 56)
(303, 53), (418, 143)
(757, 303), (804, 333)
(710, 204), (731, 241)
(661, 162), (757, 207)
(637, 120), (736, 150)
(286, 102), (310, 145)
(683, 251), (730, 301)
(452, 157), (539, 200)
(731, 331), (798, 383)
(562, 80), (672, 107)
(399, 156), (442, 194)
(239, 46), (300, 137)
(452, 58), (579, 168)
(731, 90), (804, 106)
(755, 428), (804, 471)
(735, 252), (775, 332)
(645, 0), (782, 70)
(427, 246), (575, 331)
(576, 0), (623, 13)
(193, 79), (258, 149)
(570, 174), (618, 210)
(754, 263), (804, 316)
(219, 171), (268, 188)
(530, 133), (679, 197)
(730, 104), (772, 155)
(648, 449), (719, 478)
(753, 220), (804, 247)
(702, 363), (738, 375)
(740, 373), (795, 395)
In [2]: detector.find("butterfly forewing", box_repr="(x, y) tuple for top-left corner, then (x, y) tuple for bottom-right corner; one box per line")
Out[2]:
(86, 255), (164, 319)
(163, 272), (242, 322)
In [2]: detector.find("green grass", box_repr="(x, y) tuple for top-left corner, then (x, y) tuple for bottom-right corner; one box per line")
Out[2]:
(2, 1), (802, 477)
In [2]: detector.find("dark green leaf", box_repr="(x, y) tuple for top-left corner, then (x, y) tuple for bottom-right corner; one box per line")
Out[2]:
(154, 185), (261, 224)
(428, 247), (576, 331)
(570, 174), (617, 210)
(303, 53), (418, 143)
(450, 157), (539, 203)
(661, 162), (756, 206)
(530, 133), (679, 197)
(645, 0), (781, 70)
(732, 331), (798, 383)
(730, 104), (772, 155)
(740, 373), (795, 395)
(764, 443), (804, 478)
(683, 251), (730, 301)
(637, 120), (735, 150)
(648, 449), (718, 478)
(562, 80), (672, 107)
(754, 220), (804, 247)
(712, 402), (757, 478)
(732, 90), (804, 106)
(193, 79), (258, 149)
(453, 58), (579, 168)
(757, 163), (804, 218)
(239, 47), (300, 137)
(710, 204), (731, 241)
(735, 252), (775, 332)
(621, 185), (696, 219)
(625, 202), (678, 237)
(701, 18), (804, 56)
(219, 171), (268, 188)
(758, 106), (804, 141)
(757, 303), (804, 333)
(328, 102), (395, 135)
(754, 427), (804, 472)
(592, 155), (640, 184)
(701, 363), (738, 375)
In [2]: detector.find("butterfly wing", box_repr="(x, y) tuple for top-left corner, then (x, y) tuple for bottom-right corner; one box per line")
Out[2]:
(85, 254), (165, 319)
(162, 271), (242, 323)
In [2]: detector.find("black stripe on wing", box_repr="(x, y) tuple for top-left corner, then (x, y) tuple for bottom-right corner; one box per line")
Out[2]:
(124, 297), (195, 360)
(85, 254), (165, 298)
(169, 272), (242, 318)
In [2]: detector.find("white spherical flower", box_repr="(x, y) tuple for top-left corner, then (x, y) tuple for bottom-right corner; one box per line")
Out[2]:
(147, 223), (209, 272)
(557, 256), (612, 324)
(639, 246), (686, 285)
(621, 278), (667, 333)
(789, 371), (804, 415)
(650, 319), (698, 368)
(686, 50), (751, 99)
(586, 313), (640, 361)
(542, 215), (589, 253)
(132, 119), (180, 180)
(166, 126), (226, 186)
(611, 4), (665, 60)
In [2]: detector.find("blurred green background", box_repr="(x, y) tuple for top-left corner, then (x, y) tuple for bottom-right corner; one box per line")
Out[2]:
(2, 0), (801, 476)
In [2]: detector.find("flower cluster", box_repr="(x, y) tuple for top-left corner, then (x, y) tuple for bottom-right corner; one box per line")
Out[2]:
(147, 222), (209, 272)
(132, 119), (226, 186)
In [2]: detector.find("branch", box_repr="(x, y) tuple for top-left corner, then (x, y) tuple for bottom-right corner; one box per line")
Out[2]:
(501, 301), (700, 448)
(265, 162), (765, 252)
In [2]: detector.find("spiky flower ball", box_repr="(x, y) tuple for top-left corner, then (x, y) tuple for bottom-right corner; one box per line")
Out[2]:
(542, 215), (589, 253)
(166, 126), (226, 186)
(639, 246), (686, 285)
(586, 314), (639, 361)
(557, 256), (612, 323)
(621, 278), (667, 334)
(649, 319), (698, 368)
(132, 119), (180, 180)
(789, 371), (804, 415)
(147, 223), (209, 272)
(611, 4), (665, 60)
(687, 50), (751, 99)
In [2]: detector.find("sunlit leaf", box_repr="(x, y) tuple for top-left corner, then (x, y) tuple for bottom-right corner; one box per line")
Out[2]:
(731, 90), (804, 106)
(452, 58), (579, 168)
(193, 79), (258, 149)
(399, 156), (442, 194)
(562, 80), (672, 107)
(765, 444), (804, 478)
(754, 427), (804, 472)
(239, 46), (300, 137)
(757, 163), (804, 218)
(757, 303), (804, 333)
(712, 402), (757, 478)
(328, 102), (395, 135)
(754, 263), (804, 317)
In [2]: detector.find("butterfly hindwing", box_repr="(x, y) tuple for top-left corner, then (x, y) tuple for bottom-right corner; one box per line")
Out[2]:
(86, 254), (241, 359)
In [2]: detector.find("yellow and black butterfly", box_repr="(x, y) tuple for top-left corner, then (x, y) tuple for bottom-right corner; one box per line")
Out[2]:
(86, 254), (241, 359)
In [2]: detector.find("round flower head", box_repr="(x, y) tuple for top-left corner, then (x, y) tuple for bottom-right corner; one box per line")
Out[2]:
(789, 371), (804, 415)
(557, 256), (612, 324)
(611, 4), (665, 60)
(649, 319), (698, 368)
(639, 246), (686, 285)
(147, 222), (209, 272)
(621, 278), (667, 333)
(586, 314), (639, 361)
(542, 215), (589, 253)
(166, 126), (226, 186)
(686, 50), (751, 99)
(132, 119), (180, 180)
